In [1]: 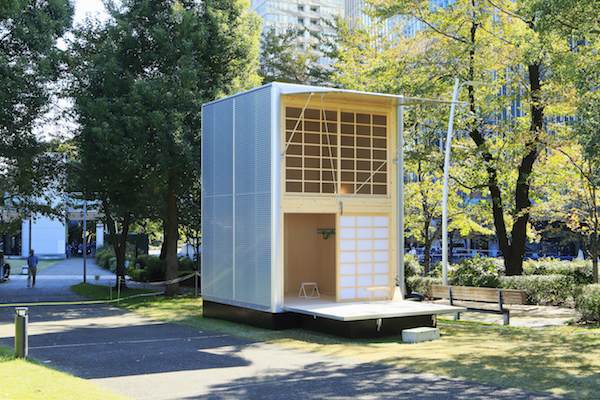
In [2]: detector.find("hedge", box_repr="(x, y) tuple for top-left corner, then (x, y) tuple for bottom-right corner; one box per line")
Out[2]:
(523, 258), (593, 285)
(448, 256), (504, 288)
(499, 275), (576, 305)
(575, 284), (600, 322)
(404, 254), (422, 278)
(408, 272), (578, 305)
(406, 276), (441, 298)
(126, 255), (200, 282)
(95, 245), (115, 269)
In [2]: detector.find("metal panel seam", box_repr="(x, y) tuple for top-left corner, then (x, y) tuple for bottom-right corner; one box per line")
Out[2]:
(271, 85), (282, 313)
(232, 98), (236, 300)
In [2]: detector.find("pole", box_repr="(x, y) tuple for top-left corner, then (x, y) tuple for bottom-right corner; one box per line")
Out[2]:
(397, 102), (405, 299)
(14, 307), (28, 358)
(28, 218), (32, 255)
(443, 78), (460, 286)
(83, 200), (87, 283)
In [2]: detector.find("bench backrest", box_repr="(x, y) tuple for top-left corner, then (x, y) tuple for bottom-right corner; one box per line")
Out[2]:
(430, 284), (526, 304)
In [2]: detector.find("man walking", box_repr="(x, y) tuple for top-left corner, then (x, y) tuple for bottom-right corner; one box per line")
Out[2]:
(27, 249), (38, 288)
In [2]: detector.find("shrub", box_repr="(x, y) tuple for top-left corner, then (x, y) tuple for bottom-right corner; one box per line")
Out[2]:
(146, 257), (166, 282)
(134, 254), (155, 270)
(126, 255), (198, 282)
(522, 258), (592, 285)
(406, 276), (441, 298)
(500, 274), (576, 305)
(128, 269), (147, 282)
(95, 245), (115, 269)
(178, 270), (200, 287)
(178, 257), (196, 271)
(428, 261), (442, 278)
(575, 284), (600, 322)
(404, 254), (422, 278)
(449, 256), (504, 288)
(108, 257), (117, 273)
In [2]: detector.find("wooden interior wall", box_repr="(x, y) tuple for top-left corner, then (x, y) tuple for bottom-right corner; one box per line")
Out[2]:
(284, 213), (336, 295)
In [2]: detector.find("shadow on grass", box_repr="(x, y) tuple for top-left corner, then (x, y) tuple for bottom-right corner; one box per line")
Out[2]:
(70, 286), (599, 399)
(377, 326), (599, 399)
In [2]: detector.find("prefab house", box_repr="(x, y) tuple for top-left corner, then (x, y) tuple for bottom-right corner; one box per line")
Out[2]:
(201, 83), (461, 337)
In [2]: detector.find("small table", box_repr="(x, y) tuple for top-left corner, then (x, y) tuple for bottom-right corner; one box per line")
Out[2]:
(365, 286), (391, 302)
(299, 282), (320, 298)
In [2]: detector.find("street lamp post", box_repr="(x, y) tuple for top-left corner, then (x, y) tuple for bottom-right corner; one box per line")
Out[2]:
(442, 78), (483, 285)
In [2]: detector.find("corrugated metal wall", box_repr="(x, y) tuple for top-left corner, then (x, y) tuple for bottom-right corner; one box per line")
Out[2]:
(202, 87), (273, 310)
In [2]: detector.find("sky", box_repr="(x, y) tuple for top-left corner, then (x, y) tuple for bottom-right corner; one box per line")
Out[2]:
(73, 0), (109, 24)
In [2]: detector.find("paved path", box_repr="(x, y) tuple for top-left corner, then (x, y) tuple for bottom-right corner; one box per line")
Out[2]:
(0, 258), (572, 400)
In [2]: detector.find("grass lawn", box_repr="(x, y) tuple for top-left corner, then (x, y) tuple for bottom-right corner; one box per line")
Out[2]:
(5, 258), (60, 275)
(71, 284), (600, 400)
(0, 346), (129, 400)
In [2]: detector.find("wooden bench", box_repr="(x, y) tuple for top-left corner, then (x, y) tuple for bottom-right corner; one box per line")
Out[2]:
(429, 284), (526, 325)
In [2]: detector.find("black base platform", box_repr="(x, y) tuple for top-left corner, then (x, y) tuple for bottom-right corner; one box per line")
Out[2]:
(203, 301), (436, 339)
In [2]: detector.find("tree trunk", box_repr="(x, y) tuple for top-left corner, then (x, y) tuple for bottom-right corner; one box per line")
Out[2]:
(104, 205), (131, 290)
(449, 234), (455, 265)
(159, 225), (167, 260)
(164, 176), (180, 296)
(591, 185), (599, 284)
(466, 62), (542, 276)
(463, 14), (542, 276)
(423, 239), (432, 277)
(503, 62), (543, 276)
(592, 231), (599, 284)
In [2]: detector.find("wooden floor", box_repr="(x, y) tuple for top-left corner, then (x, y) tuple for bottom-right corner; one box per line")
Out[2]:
(284, 293), (466, 322)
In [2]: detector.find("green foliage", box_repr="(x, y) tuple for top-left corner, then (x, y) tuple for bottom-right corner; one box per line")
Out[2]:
(145, 257), (167, 282)
(420, 257), (587, 304)
(404, 254), (422, 278)
(500, 275), (576, 305)
(449, 257), (504, 288)
(96, 243), (141, 273)
(127, 268), (146, 282)
(127, 255), (197, 282)
(0, 0), (74, 222)
(259, 26), (333, 86)
(523, 258), (593, 285)
(428, 261), (443, 279)
(178, 257), (195, 272)
(108, 257), (117, 273)
(95, 245), (116, 269)
(406, 276), (441, 298)
(134, 254), (155, 269)
(575, 284), (600, 322)
(347, 0), (578, 276)
(70, 0), (261, 296)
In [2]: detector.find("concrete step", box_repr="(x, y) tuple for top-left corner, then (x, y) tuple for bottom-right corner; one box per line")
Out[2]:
(402, 327), (440, 343)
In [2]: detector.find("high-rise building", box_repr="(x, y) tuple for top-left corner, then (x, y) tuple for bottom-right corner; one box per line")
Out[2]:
(345, 0), (454, 37)
(250, 0), (345, 65)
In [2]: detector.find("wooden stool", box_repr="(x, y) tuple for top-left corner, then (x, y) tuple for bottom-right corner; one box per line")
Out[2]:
(299, 282), (320, 298)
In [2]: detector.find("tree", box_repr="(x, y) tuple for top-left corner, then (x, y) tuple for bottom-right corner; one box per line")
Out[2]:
(403, 108), (493, 272)
(532, 0), (600, 282)
(70, 0), (261, 295)
(180, 178), (201, 263)
(0, 0), (74, 232)
(533, 145), (600, 282)
(347, 0), (575, 275)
